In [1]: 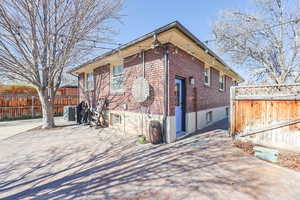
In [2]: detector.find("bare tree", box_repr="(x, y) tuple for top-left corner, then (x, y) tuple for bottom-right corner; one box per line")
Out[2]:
(212, 0), (300, 84)
(0, 0), (122, 128)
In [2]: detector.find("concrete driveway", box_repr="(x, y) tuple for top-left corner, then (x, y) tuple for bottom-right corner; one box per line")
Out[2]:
(0, 120), (300, 200)
(0, 117), (71, 141)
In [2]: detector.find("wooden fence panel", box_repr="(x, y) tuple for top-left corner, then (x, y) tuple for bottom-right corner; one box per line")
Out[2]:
(0, 94), (78, 120)
(231, 85), (300, 149)
(234, 100), (299, 133)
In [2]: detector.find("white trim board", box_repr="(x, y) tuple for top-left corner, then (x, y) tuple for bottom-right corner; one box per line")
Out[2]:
(105, 106), (229, 143)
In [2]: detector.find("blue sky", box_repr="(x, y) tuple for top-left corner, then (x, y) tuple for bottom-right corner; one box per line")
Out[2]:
(116, 0), (248, 43)
(107, 0), (252, 79)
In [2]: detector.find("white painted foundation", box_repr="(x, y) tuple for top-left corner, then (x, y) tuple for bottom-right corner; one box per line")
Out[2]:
(237, 130), (300, 150)
(196, 106), (228, 130)
(107, 110), (163, 138)
(166, 106), (229, 143)
(107, 106), (229, 143)
(166, 116), (176, 143)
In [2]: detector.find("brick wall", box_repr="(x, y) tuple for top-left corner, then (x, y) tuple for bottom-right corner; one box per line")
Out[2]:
(168, 44), (233, 116)
(79, 47), (165, 115)
(78, 43), (234, 116)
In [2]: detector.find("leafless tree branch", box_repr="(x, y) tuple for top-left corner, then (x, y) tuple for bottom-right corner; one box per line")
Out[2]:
(0, 0), (123, 128)
(212, 0), (300, 84)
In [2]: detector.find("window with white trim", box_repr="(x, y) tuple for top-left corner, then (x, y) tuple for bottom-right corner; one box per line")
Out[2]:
(219, 73), (225, 91)
(111, 65), (124, 92)
(85, 72), (94, 91)
(110, 113), (122, 125)
(206, 111), (212, 123)
(204, 67), (210, 86)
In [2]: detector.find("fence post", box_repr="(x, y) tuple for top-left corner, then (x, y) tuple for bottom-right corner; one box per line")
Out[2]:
(31, 96), (35, 118)
(229, 86), (236, 137)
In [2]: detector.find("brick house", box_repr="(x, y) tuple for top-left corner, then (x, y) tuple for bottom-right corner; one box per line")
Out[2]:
(69, 21), (243, 143)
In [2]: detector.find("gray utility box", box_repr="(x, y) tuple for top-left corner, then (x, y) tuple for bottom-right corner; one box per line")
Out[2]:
(64, 106), (76, 121)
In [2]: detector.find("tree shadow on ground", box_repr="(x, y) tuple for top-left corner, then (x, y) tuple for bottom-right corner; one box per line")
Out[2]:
(180, 118), (229, 142)
(0, 121), (270, 200)
(28, 123), (78, 132)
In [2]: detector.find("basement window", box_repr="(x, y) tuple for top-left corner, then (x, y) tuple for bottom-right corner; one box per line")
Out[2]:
(110, 113), (122, 125)
(206, 111), (212, 123)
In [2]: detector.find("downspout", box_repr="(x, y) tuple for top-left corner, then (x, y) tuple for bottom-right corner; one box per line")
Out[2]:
(163, 45), (169, 143)
(141, 50), (145, 137)
(142, 50), (145, 78)
(194, 87), (197, 131)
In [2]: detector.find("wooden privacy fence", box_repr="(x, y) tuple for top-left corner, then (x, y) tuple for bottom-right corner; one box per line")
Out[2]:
(230, 84), (300, 149)
(0, 94), (78, 120)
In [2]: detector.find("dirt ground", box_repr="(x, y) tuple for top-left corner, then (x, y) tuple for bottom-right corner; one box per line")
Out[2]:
(1, 120), (300, 200)
(234, 140), (300, 171)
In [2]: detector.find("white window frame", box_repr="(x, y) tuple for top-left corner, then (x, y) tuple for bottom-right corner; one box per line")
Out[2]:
(219, 73), (225, 91)
(85, 72), (94, 91)
(204, 67), (210, 86)
(206, 111), (213, 123)
(111, 65), (124, 93)
(110, 113), (122, 125)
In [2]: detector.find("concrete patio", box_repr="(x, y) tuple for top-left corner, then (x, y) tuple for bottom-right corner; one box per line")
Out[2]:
(0, 120), (300, 200)
(0, 117), (69, 141)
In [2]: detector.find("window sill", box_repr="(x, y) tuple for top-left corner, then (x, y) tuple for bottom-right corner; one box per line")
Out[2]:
(204, 83), (210, 87)
(219, 89), (224, 92)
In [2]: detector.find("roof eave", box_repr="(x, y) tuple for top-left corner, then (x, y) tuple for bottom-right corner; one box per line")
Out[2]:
(68, 21), (244, 81)
(173, 22), (244, 81)
(68, 21), (179, 75)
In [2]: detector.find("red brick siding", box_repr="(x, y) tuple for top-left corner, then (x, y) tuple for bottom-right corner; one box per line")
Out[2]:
(78, 43), (234, 116)
(92, 64), (110, 107)
(93, 64), (110, 97)
(168, 44), (233, 116)
(79, 47), (165, 115)
(199, 67), (232, 110)
(118, 48), (165, 114)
